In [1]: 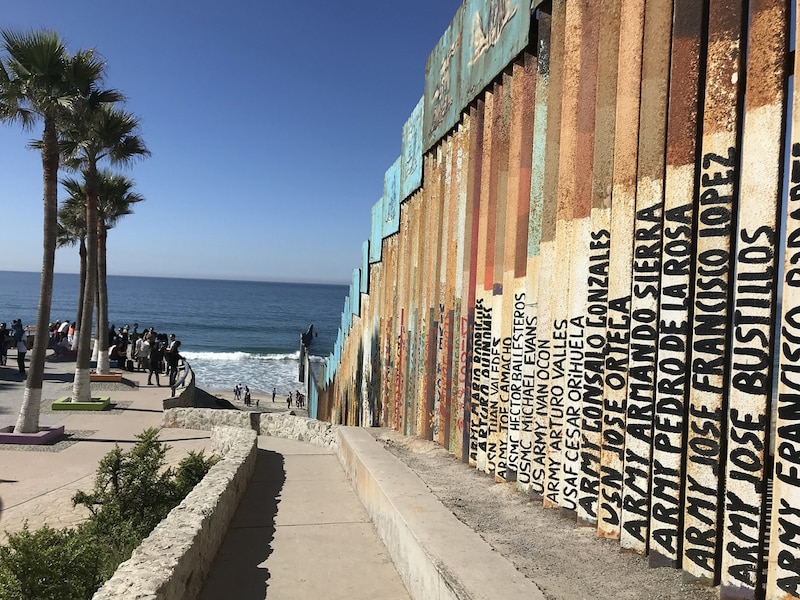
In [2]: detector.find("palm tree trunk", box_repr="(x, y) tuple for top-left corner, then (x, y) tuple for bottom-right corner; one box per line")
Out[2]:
(14, 119), (59, 432)
(73, 163), (99, 402)
(74, 238), (87, 345)
(96, 224), (109, 374)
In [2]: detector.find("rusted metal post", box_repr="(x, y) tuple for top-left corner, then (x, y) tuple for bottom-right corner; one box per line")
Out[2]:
(720, 1), (787, 597)
(682, 0), (739, 583)
(577, 0), (620, 528)
(539, 0), (566, 509)
(522, 8), (552, 500)
(619, 0), (668, 554)
(765, 0), (800, 596)
(596, 0), (647, 540)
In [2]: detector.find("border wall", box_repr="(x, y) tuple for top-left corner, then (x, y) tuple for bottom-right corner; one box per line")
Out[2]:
(318, 1), (800, 598)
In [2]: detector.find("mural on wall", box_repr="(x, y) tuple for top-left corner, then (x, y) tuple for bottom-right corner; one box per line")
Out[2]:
(369, 198), (383, 264)
(319, 1), (800, 598)
(462, 0), (531, 116)
(383, 157), (401, 238)
(401, 97), (424, 201)
(424, 5), (464, 152)
(424, 0), (530, 152)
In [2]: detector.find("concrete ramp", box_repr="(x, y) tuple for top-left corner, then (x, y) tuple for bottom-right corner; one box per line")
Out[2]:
(337, 427), (545, 600)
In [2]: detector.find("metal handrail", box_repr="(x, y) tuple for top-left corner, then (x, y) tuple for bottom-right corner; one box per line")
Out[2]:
(170, 359), (193, 398)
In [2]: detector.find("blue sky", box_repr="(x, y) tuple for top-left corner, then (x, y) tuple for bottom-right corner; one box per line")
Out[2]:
(0, 0), (462, 284)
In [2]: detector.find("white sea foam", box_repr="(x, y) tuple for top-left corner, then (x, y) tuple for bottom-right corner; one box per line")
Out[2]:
(183, 350), (325, 398)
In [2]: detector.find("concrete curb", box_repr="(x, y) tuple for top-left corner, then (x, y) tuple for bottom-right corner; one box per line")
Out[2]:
(91, 426), (257, 600)
(336, 427), (546, 600)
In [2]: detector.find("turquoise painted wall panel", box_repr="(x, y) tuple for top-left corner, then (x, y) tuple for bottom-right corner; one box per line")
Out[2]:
(383, 157), (401, 237)
(361, 240), (370, 293)
(461, 0), (531, 106)
(369, 198), (384, 263)
(401, 97), (424, 200)
(424, 4), (465, 151)
(352, 268), (361, 316)
(424, 0), (530, 152)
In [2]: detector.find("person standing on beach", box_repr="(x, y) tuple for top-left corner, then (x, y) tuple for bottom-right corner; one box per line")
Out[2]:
(166, 340), (182, 387)
(12, 319), (26, 375)
(244, 386), (251, 406)
(147, 338), (163, 386)
(0, 322), (8, 366)
(272, 387), (276, 402)
(287, 393), (292, 409)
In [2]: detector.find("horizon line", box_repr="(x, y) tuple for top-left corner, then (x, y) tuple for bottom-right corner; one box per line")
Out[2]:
(0, 269), (350, 288)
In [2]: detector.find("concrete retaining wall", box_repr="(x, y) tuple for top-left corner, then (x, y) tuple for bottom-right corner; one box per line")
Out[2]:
(162, 407), (258, 431)
(91, 426), (257, 600)
(162, 408), (338, 450)
(258, 412), (338, 450)
(336, 427), (545, 600)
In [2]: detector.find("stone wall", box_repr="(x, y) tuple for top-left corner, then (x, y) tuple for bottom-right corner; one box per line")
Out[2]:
(91, 426), (257, 600)
(162, 407), (339, 450)
(162, 407), (258, 431)
(259, 412), (339, 450)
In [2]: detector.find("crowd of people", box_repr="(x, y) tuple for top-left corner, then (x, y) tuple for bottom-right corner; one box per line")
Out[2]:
(0, 319), (29, 375)
(234, 383), (306, 410)
(0, 318), (186, 387)
(3, 318), (309, 408)
(105, 324), (184, 387)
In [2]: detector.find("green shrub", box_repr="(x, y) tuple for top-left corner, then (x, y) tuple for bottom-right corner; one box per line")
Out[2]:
(0, 524), (103, 600)
(174, 450), (221, 499)
(0, 428), (220, 598)
(72, 428), (180, 544)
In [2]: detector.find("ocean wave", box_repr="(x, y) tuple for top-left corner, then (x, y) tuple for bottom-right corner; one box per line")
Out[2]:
(182, 350), (300, 362)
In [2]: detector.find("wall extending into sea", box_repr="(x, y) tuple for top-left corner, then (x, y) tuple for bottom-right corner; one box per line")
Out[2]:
(316, 2), (800, 599)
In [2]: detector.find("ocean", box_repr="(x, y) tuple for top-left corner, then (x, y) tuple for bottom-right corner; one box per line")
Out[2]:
(0, 271), (348, 397)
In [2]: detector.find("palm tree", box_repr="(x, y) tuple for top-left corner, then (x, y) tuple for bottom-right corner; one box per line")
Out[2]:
(61, 171), (144, 374)
(58, 181), (89, 339)
(0, 30), (114, 433)
(59, 105), (149, 395)
(96, 170), (144, 371)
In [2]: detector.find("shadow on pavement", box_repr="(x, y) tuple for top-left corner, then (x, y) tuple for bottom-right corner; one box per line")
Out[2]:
(199, 448), (285, 599)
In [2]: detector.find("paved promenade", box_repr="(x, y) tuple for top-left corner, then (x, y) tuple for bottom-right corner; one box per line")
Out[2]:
(0, 354), (410, 599)
(200, 436), (410, 600)
(0, 358), (212, 541)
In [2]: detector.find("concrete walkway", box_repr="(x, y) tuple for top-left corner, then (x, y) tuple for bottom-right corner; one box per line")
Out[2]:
(0, 354), (410, 599)
(200, 436), (410, 600)
(0, 357), (212, 541)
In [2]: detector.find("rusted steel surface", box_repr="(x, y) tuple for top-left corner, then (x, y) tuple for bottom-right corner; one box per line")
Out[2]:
(579, 0), (619, 527)
(566, 0), (601, 517)
(521, 9), (550, 499)
(504, 53), (536, 487)
(467, 103), (485, 468)
(540, 0), (566, 509)
(721, 2), (786, 597)
(438, 136), (454, 449)
(766, 0), (800, 596)
(490, 76), (512, 481)
(455, 111), (475, 462)
(649, 0), (702, 570)
(319, 1), (800, 596)
(545, 2), (583, 510)
(596, 0), (645, 540)
(424, 0), (531, 151)
(618, 0), (663, 555)
(682, 0), (741, 584)
(472, 95), (492, 471)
